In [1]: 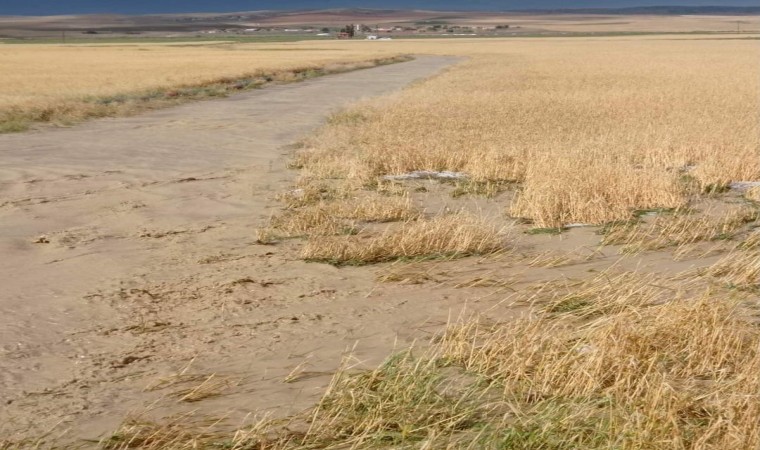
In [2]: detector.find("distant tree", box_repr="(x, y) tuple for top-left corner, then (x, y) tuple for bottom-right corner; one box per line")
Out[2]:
(321, 27), (330, 33)
(342, 24), (355, 37)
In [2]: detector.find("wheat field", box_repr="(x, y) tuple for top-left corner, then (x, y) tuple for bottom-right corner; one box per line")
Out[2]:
(292, 37), (760, 227)
(241, 35), (760, 449)
(4, 34), (760, 448)
(0, 43), (407, 109)
(0, 42), (405, 131)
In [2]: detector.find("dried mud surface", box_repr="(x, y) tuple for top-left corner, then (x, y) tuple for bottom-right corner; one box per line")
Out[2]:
(0, 56), (464, 443)
(0, 54), (742, 446)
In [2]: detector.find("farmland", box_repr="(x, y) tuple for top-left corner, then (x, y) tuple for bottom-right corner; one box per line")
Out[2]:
(2, 19), (760, 449)
(249, 35), (760, 448)
(0, 43), (409, 132)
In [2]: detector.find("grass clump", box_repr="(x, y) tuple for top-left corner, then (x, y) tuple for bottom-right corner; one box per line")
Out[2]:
(538, 271), (670, 318)
(601, 206), (759, 253)
(104, 353), (486, 450)
(740, 229), (760, 250)
(299, 352), (485, 447)
(102, 414), (245, 450)
(746, 186), (760, 203)
(102, 271), (760, 449)
(510, 157), (686, 228)
(266, 205), (357, 239)
(450, 180), (509, 199)
(302, 213), (507, 266)
(259, 195), (418, 242)
(146, 373), (239, 404)
(0, 116), (30, 133)
(524, 227), (565, 236)
(706, 249), (760, 291)
(335, 195), (419, 223)
(438, 278), (760, 448)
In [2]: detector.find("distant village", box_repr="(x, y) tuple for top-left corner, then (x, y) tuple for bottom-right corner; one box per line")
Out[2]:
(200, 22), (516, 38)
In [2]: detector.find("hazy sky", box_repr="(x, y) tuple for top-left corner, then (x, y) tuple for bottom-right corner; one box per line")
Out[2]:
(1, 1), (758, 15)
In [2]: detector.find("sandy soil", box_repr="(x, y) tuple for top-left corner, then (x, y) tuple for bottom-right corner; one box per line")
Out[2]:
(0, 56), (463, 443)
(0, 53), (737, 446)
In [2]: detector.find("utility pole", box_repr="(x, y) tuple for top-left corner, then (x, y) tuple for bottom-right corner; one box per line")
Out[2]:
(61, 30), (66, 43)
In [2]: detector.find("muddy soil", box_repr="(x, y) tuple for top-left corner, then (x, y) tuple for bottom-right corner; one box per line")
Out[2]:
(0, 56), (465, 443)
(0, 54), (735, 446)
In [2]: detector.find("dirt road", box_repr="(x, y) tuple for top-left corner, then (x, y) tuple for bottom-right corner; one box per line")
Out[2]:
(0, 56), (463, 443)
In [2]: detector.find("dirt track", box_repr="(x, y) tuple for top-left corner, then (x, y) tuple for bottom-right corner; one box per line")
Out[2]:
(0, 56), (462, 443)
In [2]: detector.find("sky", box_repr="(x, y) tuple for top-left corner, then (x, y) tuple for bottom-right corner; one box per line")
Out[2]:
(1, 1), (758, 16)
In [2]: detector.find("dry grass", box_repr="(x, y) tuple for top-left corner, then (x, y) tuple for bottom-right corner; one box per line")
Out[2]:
(269, 273), (760, 449)
(265, 205), (356, 239)
(259, 195), (418, 242)
(511, 157), (686, 227)
(247, 37), (760, 447)
(102, 414), (241, 450)
(0, 438), (44, 450)
(293, 38), (759, 227)
(0, 43), (408, 131)
(601, 206), (759, 254)
(437, 284), (760, 448)
(302, 213), (507, 265)
(332, 195), (419, 223)
(742, 229), (760, 250)
(103, 271), (760, 449)
(537, 271), (675, 316)
(293, 352), (485, 448)
(746, 187), (760, 203)
(9, 36), (757, 228)
(706, 250), (760, 291)
(11, 35), (760, 448)
(142, 363), (242, 403)
(376, 267), (439, 285)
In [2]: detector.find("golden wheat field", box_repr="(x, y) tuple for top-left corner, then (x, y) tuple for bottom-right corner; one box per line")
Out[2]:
(4, 34), (760, 448)
(249, 36), (760, 449)
(0, 42), (405, 131)
(290, 37), (760, 227)
(0, 43), (410, 108)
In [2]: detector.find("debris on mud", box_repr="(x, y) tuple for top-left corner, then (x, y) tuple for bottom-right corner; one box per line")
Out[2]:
(32, 235), (50, 244)
(730, 181), (760, 192)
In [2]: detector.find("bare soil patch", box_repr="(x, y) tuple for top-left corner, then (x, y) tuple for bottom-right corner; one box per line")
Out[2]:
(0, 56), (459, 444)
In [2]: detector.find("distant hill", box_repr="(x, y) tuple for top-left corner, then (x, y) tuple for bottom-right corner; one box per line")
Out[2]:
(3, 2), (760, 16)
